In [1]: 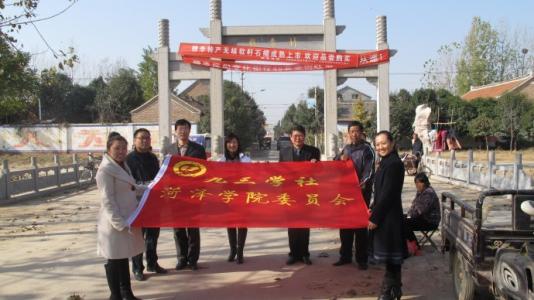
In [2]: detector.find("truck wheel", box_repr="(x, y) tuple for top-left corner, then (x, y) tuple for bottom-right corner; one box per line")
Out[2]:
(452, 249), (476, 300)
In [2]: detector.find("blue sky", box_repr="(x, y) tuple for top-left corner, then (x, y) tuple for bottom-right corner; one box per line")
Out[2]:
(10, 0), (534, 124)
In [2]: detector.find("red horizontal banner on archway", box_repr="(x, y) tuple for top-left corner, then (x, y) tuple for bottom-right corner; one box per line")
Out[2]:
(179, 43), (389, 72)
(182, 56), (341, 72)
(128, 156), (369, 228)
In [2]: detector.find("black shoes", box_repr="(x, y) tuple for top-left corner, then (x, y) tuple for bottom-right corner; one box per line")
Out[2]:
(133, 271), (145, 281)
(147, 264), (167, 274)
(228, 249), (237, 262)
(175, 260), (188, 270)
(378, 286), (402, 300)
(236, 249), (244, 264)
(332, 259), (367, 269)
(332, 259), (352, 266)
(286, 256), (312, 265)
(286, 257), (298, 265)
(176, 260), (198, 270)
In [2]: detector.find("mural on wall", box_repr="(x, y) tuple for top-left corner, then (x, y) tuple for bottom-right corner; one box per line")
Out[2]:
(0, 124), (160, 152)
(0, 127), (62, 151)
(76, 129), (107, 148)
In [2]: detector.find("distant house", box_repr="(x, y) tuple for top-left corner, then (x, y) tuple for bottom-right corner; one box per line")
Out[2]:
(461, 73), (534, 101)
(130, 80), (208, 123)
(336, 86), (376, 125)
(178, 79), (209, 102)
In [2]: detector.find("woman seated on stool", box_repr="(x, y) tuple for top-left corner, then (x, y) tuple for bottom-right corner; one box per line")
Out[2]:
(405, 173), (441, 252)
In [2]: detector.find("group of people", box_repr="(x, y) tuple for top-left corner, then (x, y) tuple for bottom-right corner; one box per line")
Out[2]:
(95, 118), (441, 300)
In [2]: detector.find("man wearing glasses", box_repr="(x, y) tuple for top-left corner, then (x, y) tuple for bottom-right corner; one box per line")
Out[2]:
(279, 125), (320, 265)
(126, 128), (168, 281)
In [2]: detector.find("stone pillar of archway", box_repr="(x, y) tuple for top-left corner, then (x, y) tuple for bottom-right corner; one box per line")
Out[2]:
(209, 0), (224, 156)
(323, 0), (339, 159)
(376, 16), (390, 131)
(157, 19), (171, 150)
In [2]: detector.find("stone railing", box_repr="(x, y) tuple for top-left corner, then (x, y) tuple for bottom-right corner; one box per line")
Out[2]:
(423, 150), (533, 190)
(0, 154), (97, 204)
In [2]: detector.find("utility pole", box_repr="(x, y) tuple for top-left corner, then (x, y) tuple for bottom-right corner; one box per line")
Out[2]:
(241, 72), (245, 96)
(38, 99), (42, 122)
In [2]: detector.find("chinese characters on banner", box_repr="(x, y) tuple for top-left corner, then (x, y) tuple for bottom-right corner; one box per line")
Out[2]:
(179, 43), (390, 72)
(128, 156), (369, 228)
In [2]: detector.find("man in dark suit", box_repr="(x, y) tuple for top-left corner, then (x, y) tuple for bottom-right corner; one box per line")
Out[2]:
(161, 119), (207, 271)
(279, 125), (320, 265)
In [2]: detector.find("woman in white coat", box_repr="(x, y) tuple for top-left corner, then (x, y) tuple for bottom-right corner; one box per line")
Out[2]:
(217, 133), (251, 264)
(96, 133), (145, 300)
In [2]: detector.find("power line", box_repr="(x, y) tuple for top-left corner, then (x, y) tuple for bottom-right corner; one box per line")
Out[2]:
(31, 22), (60, 58)
(29, 49), (50, 56)
(0, 0), (79, 27)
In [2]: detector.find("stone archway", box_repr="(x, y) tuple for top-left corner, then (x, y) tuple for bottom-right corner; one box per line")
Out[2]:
(156, 0), (392, 159)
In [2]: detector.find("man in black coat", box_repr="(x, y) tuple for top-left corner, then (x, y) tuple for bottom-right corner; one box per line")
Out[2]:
(161, 119), (207, 271)
(127, 128), (168, 281)
(279, 125), (320, 265)
(333, 121), (375, 270)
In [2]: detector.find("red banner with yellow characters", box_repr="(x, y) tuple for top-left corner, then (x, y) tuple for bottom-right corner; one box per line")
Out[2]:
(179, 43), (390, 72)
(128, 156), (369, 228)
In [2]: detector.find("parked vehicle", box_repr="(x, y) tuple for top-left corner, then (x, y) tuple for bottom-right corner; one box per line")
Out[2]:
(400, 152), (419, 176)
(259, 137), (272, 150)
(276, 136), (291, 150)
(440, 189), (534, 300)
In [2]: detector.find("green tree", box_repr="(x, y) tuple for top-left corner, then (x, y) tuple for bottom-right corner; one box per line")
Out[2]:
(455, 17), (499, 94)
(390, 92), (416, 141)
(38, 68), (73, 121)
(390, 88), (476, 144)
(64, 85), (96, 123)
(88, 76), (107, 93)
(455, 17), (526, 94)
(520, 106), (534, 142)
(436, 91), (477, 137)
(422, 43), (461, 92)
(468, 115), (495, 151)
(0, 37), (38, 123)
(277, 99), (321, 145)
(351, 100), (375, 137)
(278, 104), (298, 135)
(94, 68), (144, 122)
(138, 46), (158, 101)
(198, 81), (266, 150)
(1, 0), (78, 70)
(497, 93), (531, 150)
(307, 86), (324, 136)
(425, 17), (533, 95)
(470, 98), (498, 119)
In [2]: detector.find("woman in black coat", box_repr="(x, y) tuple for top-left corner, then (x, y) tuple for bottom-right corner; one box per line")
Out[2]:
(368, 131), (407, 300)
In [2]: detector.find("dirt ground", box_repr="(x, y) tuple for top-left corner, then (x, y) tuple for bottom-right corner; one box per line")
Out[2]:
(0, 177), (485, 300)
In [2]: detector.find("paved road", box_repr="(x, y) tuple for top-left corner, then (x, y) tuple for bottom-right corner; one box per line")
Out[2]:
(0, 149), (479, 300)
